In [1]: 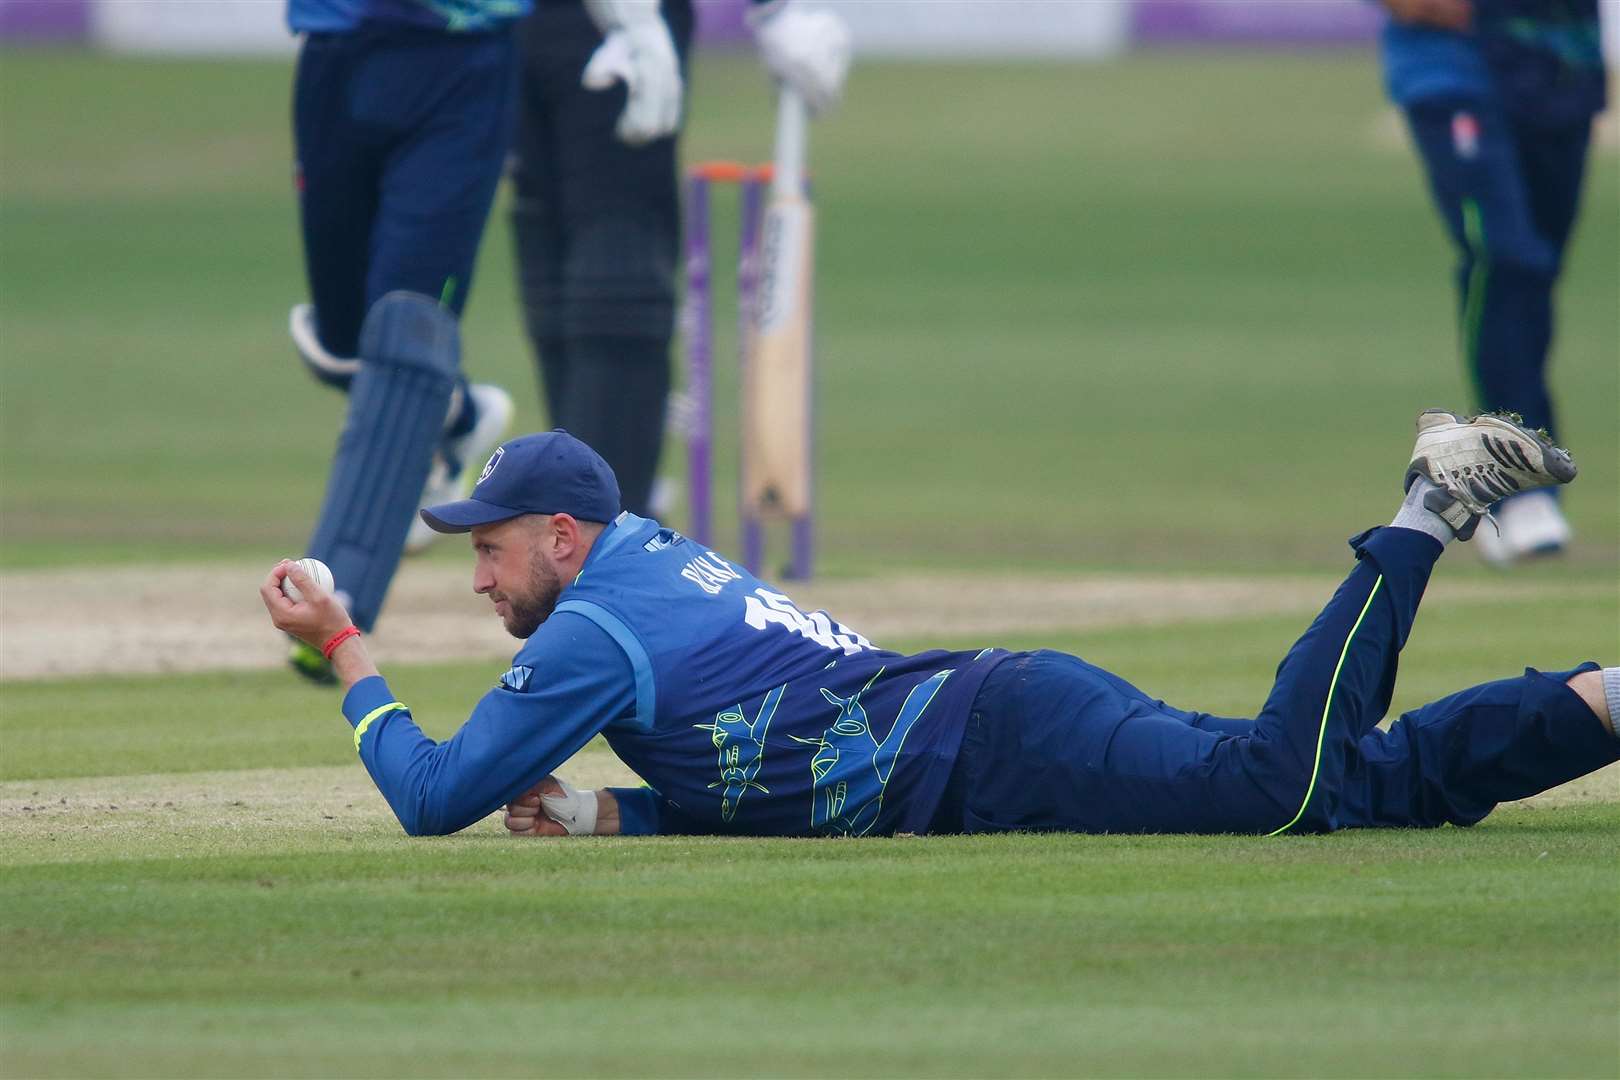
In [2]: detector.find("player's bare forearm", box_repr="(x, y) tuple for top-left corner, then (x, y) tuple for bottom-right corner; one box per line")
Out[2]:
(328, 635), (380, 690)
(595, 788), (622, 834)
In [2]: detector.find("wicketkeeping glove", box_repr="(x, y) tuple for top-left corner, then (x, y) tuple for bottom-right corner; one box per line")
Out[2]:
(582, 0), (683, 145)
(539, 776), (600, 836)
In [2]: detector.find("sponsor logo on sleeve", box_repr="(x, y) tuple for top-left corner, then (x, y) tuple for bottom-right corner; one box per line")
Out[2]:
(498, 665), (533, 693)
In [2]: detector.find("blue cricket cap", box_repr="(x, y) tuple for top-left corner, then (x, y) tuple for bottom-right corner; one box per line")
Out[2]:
(419, 429), (621, 533)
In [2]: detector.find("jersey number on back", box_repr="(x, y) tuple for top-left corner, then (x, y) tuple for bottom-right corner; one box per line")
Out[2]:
(743, 588), (875, 656)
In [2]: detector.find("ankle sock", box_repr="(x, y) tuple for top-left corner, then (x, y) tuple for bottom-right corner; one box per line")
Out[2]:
(1602, 667), (1620, 738)
(1391, 476), (1456, 546)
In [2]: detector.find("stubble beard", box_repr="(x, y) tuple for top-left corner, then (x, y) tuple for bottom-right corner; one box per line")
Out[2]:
(502, 550), (562, 640)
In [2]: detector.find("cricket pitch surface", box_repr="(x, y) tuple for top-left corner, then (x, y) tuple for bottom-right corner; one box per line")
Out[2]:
(0, 561), (1597, 680)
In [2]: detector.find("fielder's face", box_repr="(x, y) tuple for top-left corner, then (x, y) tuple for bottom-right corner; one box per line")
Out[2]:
(471, 517), (563, 640)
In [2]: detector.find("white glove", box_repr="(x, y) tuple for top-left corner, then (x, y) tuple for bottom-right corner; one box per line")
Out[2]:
(538, 775), (600, 836)
(582, 0), (683, 145)
(749, 3), (852, 113)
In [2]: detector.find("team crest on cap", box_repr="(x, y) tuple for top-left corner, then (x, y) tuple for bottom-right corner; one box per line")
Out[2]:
(478, 446), (505, 485)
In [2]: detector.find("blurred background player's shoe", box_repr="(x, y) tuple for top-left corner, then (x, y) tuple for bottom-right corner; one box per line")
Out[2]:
(1472, 490), (1573, 567)
(287, 638), (336, 686)
(405, 383), (514, 554)
(289, 302), (359, 389)
(1406, 409), (1577, 541)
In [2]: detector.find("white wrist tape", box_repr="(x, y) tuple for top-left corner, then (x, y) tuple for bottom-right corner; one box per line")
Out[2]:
(539, 778), (600, 836)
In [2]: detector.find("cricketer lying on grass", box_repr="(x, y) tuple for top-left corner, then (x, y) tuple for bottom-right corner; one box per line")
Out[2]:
(261, 418), (1619, 839)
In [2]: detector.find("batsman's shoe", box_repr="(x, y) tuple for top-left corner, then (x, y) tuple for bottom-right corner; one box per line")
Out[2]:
(1472, 490), (1573, 567)
(1406, 409), (1577, 541)
(287, 638), (336, 686)
(289, 303), (359, 391)
(405, 383), (514, 555)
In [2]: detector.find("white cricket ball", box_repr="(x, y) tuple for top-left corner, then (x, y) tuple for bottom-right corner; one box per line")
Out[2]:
(282, 557), (334, 603)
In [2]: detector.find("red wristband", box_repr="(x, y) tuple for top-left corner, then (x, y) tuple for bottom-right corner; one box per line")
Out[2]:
(321, 625), (360, 660)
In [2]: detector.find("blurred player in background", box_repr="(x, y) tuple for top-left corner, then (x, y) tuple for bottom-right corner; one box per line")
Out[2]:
(506, 0), (850, 518)
(283, 0), (527, 681)
(1376, 0), (1607, 565)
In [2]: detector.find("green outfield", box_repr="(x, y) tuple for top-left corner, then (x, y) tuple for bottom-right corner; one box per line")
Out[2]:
(5, 600), (1619, 1078)
(2, 48), (1617, 1079)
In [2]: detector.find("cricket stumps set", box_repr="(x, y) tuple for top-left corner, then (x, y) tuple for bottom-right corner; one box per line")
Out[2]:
(682, 90), (816, 580)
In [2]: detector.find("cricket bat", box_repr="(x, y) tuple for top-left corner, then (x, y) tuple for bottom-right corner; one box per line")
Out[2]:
(741, 88), (814, 520)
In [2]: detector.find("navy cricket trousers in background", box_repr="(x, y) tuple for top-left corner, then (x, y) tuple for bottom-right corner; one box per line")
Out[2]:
(1403, 98), (1595, 456)
(955, 526), (1614, 834)
(294, 25), (518, 360)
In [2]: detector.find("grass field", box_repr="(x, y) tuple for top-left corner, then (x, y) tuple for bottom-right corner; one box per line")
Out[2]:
(2, 45), (1617, 1079)
(4, 600), (1618, 1077)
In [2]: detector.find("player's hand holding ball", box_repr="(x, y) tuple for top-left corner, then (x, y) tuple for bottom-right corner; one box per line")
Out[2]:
(280, 557), (334, 604)
(260, 557), (350, 650)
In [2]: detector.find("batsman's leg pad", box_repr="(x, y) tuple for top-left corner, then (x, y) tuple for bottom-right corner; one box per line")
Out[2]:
(561, 336), (670, 517)
(308, 291), (459, 630)
(512, 198), (566, 344)
(290, 302), (360, 391)
(560, 216), (678, 340)
(512, 199), (570, 424)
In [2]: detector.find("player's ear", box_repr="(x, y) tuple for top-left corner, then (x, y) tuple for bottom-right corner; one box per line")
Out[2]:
(549, 513), (582, 558)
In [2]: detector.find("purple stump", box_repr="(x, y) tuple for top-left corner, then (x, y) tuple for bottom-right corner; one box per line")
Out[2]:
(683, 174), (713, 547)
(738, 175), (766, 574)
(789, 180), (816, 582)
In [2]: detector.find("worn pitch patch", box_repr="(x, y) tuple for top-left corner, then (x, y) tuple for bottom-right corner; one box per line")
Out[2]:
(0, 563), (1591, 681)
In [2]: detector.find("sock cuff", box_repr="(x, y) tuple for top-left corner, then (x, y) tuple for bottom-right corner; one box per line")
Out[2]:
(1390, 476), (1454, 547)
(1603, 667), (1620, 736)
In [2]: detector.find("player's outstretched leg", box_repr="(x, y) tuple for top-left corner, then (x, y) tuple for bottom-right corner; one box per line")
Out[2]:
(951, 411), (1582, 835)
(1224, 408), (1578, 834)
(294, 292), (458, 680)
(1339, 664), (1619, 828)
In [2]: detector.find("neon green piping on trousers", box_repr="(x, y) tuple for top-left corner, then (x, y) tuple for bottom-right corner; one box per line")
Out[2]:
(1460, 198), (1490, 409)
(354, 702), (408, 752)
(1268, 576), (1384, 837)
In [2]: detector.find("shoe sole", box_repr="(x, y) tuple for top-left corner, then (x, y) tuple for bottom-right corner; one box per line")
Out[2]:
(1417, 409), (1578, 484)
(1411, 410), (1577, 516)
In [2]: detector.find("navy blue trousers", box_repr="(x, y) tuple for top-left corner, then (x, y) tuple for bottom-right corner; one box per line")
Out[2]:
(1404, 98), (1594, 460)
(954, 527), (1614, 834)
(294, 25), (517, 358)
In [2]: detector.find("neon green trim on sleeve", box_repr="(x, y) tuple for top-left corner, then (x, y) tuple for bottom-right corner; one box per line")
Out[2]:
(1268, 575), (1384, 837)
(354, 701), (408, 752)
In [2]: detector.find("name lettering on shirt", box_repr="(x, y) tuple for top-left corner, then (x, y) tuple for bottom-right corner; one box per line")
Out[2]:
(679, 551), (743, 595)
(743, 588), (876, 656)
